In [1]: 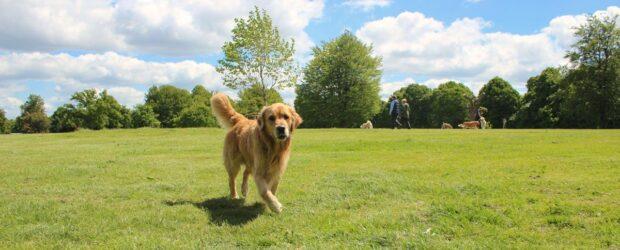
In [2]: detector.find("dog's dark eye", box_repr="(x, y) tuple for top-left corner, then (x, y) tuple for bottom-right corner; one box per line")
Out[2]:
(268, 115), (276, 121)
(283, 114), (289, 120)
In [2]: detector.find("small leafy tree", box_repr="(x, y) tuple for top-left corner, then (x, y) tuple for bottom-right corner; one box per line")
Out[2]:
(430, 81), (474, 126)
(0, 108), (10, 134)
(478, 77), (521, 128)
(50, 104), (81, 132)
(217, 6), (298, 106)
(14, 95), (51, 133)
(99, 91), (132, 129)
(191, 85), (213, 107)
(295, 31), (382, 128)
(131, 104), (160, 128)
(237, 84), (283, 118)
(70, 89), (132, 130)
(174, 104), (218, 128)
(515, 67), (563, 128)
(145, 85), (192, 127)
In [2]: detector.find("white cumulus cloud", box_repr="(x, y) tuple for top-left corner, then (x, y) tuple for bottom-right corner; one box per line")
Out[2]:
(107, 87), (145, 108)
(0, 52), (225, 116)
(0, 0), (324, 56)
(358, 6), (619, 94)
(0, 52), (221, 89)
(0, 83), (27, 118)
(343, 0), (391, 11)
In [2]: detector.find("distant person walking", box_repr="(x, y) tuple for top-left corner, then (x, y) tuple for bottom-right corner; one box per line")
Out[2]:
(389, 96), (401, 129)
(400, 99), (411, 129)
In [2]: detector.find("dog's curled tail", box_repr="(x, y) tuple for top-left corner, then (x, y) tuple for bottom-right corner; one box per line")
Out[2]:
(210, 93), (246, 129)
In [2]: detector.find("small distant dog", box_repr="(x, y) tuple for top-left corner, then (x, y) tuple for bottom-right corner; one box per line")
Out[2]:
(360, 120), (373, 129)
(458, 121), (480, 129)
(441, 122), (453, 129)
(210, 93), (302, 213)
(479, 117), (487, 129)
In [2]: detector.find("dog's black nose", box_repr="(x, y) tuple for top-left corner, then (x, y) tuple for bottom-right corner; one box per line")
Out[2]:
(276, 126), (286, 134)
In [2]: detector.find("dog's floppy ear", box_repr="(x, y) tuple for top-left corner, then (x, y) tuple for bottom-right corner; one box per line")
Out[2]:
(257, 106), (268, 129)
(288, 106), (303, 130)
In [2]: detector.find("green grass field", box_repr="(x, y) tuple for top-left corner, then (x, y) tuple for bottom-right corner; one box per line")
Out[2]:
(0, 128), (618, 248)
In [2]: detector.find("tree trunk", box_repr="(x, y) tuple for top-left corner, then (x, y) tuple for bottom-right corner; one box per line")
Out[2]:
(259, 66), (267, 106)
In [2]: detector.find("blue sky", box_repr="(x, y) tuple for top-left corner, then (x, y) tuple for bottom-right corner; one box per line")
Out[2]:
(0, 0), (618, 118)
(312, 0), (618, 38)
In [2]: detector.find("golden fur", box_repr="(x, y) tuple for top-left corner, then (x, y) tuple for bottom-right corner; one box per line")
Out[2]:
(441, 122), (453, 129)
(210, 93), (302, 213)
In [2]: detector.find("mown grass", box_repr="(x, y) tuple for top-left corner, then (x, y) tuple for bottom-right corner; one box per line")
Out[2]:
(0, 128), (618, 248)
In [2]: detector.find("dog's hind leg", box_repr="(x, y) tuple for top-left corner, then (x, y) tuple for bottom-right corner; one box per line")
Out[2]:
(225, 158), (241, 199)
(241, 167), (251, 197)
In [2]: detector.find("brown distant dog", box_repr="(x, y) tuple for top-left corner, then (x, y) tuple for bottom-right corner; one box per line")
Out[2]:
(441, 122), (453, 129)
(458, 121), (480, 129)
(210, 93), (302, 213)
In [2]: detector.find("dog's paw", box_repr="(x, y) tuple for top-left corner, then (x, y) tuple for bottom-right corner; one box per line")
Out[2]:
(230, 194), (241, 200)
(269, 202), (283, 213)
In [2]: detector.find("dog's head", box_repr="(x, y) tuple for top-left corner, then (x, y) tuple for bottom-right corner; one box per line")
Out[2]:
(257, 103), (303, 141)
(458, 124), (464, 128)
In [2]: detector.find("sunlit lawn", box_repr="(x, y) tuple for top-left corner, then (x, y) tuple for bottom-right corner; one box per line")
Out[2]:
(0, 128), (618, 248)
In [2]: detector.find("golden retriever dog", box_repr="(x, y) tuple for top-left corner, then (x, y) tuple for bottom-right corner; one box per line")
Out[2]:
(458, 121), (480, 129)
(441, 122), (453, 129)
(210, 93), (302, 213)
(479, 117), (487, 129)
(360, 120), (373, 129)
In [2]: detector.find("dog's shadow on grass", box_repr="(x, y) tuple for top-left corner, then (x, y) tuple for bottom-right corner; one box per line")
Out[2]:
(164, 197), (264, 226)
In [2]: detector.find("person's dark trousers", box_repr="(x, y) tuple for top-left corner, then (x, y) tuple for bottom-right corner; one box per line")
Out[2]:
(391, 114), (401, 129)
(401, 117), (411, 129)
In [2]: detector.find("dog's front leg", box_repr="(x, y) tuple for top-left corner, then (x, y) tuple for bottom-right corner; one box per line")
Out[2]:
(270, 176), (281, 195)
(254, 174), (282, 213)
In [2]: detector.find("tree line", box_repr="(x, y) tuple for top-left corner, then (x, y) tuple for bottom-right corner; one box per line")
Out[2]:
(296, 14), (618, 129)
(0, 83), (286, 134)
(0, 8), (618, 134)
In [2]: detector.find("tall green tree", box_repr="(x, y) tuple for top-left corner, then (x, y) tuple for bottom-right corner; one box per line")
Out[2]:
(430, 81), (474, 127)
(295, 31), (382, 128)
(237, 84), (283, 118)
(516, 67), (563, 128)
(145, 85), (192, 127)
(14, 95), (51, 133)
(478, 77), (521, 128)
(394, 84), (433, 127)
(217, 6), (298, 106)
(561, 15), (620, 128)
